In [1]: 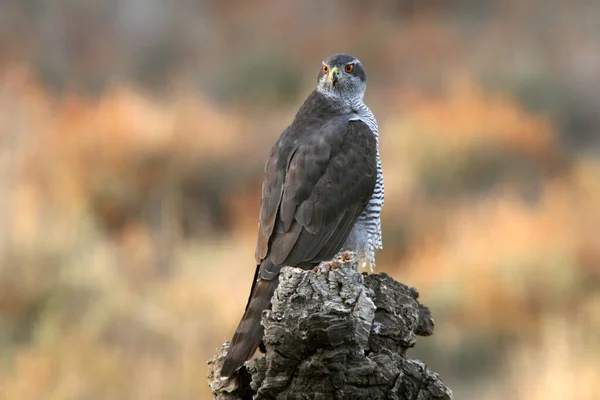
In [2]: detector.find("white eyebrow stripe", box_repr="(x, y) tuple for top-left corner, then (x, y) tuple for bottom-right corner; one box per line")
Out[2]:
(328, 62), (360, 65)
(322, 59), (362, 67)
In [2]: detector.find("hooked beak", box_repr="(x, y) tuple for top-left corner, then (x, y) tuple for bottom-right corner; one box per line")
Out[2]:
(328, 67), (340, 86)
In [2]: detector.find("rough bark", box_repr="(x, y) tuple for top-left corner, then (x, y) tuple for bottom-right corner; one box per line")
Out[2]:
(208, 251), (452, 400)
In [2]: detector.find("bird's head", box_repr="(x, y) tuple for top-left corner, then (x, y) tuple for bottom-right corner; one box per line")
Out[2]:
(316, 54), (366, 101)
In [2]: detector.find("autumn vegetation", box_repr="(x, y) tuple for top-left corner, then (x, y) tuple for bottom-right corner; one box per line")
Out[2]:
(0, 1), (599, 399)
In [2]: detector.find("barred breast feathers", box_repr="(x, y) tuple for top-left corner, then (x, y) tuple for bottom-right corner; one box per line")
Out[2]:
(347, 99), (384, 270)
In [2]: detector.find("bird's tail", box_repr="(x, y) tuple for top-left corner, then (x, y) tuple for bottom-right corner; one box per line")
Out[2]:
(220, 273), (279, 378)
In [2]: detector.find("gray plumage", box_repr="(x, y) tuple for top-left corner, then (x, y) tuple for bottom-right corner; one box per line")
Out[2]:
(221, 53), (384, 378)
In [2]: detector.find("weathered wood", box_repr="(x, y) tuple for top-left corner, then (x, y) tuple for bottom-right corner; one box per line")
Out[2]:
(208, 251), (451, 399)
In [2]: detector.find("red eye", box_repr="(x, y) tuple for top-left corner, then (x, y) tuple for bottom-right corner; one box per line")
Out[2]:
(322, 65), (329, 74)
(344, 64), (354, 73)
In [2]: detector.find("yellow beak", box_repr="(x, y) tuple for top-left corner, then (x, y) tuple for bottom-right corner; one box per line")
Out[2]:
(328, 67), (341, 85)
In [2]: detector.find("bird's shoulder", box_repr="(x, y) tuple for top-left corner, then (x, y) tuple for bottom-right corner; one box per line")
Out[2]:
(255, 92), (376, 264)
(269, 114), (377, 230)
(268, 89), (375, 179)
(280, 90), (372, 149)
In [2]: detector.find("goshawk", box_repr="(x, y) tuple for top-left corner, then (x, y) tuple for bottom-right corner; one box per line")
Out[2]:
(221, 53), (384, 377)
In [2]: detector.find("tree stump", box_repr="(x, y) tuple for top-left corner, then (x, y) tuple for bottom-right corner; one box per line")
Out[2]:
(208, 251), (452, 399)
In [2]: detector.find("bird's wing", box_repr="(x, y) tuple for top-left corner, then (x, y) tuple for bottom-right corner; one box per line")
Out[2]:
(255, 126), (293, 265)
(256, 118), (377, 280)
(220, 118), (377, 378)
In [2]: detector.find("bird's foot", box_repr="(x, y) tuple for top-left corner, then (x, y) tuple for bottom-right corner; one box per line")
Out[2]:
(312, 261), (330, 274)
(312, 257), (344, 274)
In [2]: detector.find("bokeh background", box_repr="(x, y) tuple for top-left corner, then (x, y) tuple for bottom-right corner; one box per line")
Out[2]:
(1, 1), (599, 399)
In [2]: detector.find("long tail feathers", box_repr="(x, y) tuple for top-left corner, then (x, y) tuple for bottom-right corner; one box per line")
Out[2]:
(220, 277), (279, 378)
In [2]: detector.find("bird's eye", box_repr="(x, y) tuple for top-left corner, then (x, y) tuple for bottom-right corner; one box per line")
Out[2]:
(322, 65), (329, 74)
(344, 64), (354, 73)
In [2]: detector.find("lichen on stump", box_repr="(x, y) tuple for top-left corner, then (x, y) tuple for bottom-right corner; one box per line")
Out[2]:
(208, 251), (451, 400)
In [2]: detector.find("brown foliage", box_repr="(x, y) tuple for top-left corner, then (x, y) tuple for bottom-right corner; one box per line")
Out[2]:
(1, 3), (600, 396)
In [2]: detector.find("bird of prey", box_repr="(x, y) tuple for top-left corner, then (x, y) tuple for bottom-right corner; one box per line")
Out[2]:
(221, 53), (384, 378)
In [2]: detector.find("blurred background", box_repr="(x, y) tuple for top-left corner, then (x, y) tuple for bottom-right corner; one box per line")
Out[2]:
(1, 1), (599, 399)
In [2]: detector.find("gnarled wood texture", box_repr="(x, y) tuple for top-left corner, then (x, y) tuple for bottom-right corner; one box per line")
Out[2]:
(208, 251), (451, 400)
